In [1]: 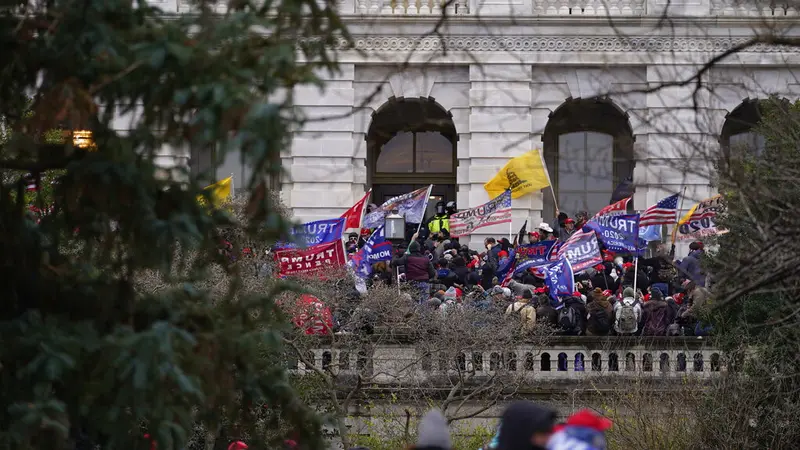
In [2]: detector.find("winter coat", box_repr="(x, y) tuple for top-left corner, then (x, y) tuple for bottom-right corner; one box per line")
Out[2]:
(641, 299), (675, 336)
(613, 297), (642, 334)
(620, 269), (649, 292)
(505, 300), (537, 330)
(678, 250), (706, 286)
(590, 266), (618, 293)
(641, 256), (676, 284)
(562, 296), (588, 335)
(393, 252), (435, 282)
(536, 303), (559, 327)
(586, 298), (613, 335)
(507, 280), (536, 297)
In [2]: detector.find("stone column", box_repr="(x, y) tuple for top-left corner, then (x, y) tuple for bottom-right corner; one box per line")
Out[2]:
(466, 64), (533, 249)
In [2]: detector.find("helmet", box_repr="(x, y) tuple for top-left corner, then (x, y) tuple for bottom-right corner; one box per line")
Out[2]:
(445, 201), (457, 213)
(435, 201), (445, 215)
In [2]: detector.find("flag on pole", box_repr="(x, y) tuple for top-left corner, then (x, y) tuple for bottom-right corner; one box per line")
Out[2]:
(197, 177), (233, 207)
(24, 173), (39, 192)
(678, 194), (724, 225)
(639, 193), (680, 227)
(449, 190), (512, 238)
(341, 189), (372, 229)
(484, 149), (551, 199)
(363, 185), (431, 229)
(592, 196), (631, 219)
(348, 225), (393, 279)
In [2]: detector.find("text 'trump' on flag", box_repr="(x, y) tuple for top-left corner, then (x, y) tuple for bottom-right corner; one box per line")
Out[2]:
(449, 190), (512, 238)
(484, 149), (551, 199)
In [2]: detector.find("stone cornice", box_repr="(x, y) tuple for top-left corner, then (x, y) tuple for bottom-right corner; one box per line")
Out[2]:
(334, 34), (797, 53)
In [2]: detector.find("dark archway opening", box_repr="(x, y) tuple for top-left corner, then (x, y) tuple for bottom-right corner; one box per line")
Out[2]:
(366, 96), (457, 220)
(542, 97), (635, 219)
(720, 97), (790, 158)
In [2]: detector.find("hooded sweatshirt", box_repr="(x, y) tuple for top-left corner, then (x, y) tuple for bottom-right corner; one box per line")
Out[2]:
(496, 401), (556, 450)
(613, 294), (642, 334)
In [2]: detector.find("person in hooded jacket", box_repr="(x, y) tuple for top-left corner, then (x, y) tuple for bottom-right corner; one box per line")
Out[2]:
(613, 287), (642, 335)
(678, 241), (706, 287)
(585, 288), (613, 336)
(620, 262), (649, 293)
(495, 401), (557, 450)
(560, 295), (587, 335)
(412, 409), (451, 450)
(536, 294), (559, 327)
(641, 287), (675, 336)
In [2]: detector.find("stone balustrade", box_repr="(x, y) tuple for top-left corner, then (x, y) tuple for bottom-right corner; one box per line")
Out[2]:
(150, 0), (798, 16)
(290, 336), (733, 384)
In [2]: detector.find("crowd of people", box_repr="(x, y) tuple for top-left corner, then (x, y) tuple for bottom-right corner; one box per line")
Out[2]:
(345, 202), (713, 337)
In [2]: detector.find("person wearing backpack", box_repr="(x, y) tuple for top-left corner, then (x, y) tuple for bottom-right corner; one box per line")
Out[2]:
(641, 287), (675, 336)
(558, 295), (586, 335)
(505, 289), (537, 331)
(586, 288), (613, 336)
(613, 287), (641, 335)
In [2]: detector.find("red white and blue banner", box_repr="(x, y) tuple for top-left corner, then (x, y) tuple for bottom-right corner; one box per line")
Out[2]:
(348, 225), (393, 279)
(514, 240), (559, 274)
(279, 217), (346, 248)
(556, 229), (602, 274)
(543, 257), (575, 305)
(449, 190), (512, 238)
(584, 213), (642, 255)
(363, 185), (431, 229)
(274, 240), (346, 277)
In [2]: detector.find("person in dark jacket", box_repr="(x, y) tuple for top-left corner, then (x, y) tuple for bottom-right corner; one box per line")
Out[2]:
(589, 263), (618, 293)
(620, 262), (649, 293)
(678, 241), (706, 287)
(641, 287), (675, 336)
(536, 295), (558, 327)
(561, 296), (587, 335)
(586, 288), (613, 336)
(641, 246), (676, 295)
(391, 241), (435, 282)
(496, 401), (557, 450)
(449, 256), (470, 287)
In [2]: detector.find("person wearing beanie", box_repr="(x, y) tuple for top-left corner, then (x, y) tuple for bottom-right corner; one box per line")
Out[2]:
(505, 289), (537, 331)
(678, 241), (707, 287)
(496, 401), (557, 450)
(547, 409), (612, 450)
(413, 409), (452, 450)
(641, 285), (674, 336)
(614, 287), (642, 335)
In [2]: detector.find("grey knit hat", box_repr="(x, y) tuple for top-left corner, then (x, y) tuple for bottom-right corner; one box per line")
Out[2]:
(416, 409), (452, 449)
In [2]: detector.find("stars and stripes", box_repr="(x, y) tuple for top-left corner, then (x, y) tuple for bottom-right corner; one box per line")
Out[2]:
(592, 196), (631, 219)
(449, 189), (512, 238)
(639, 193), (680, 226)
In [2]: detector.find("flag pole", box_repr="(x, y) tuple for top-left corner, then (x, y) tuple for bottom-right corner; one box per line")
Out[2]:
(633, 256), (639, 297)
(230, 173), (235, 196)
(537, 148), (559, 212)
(415, 184), (435, 235)
(669, 186), (688, 258)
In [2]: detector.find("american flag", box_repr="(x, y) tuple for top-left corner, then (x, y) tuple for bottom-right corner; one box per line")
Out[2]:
(592, 196), (631, 219)
(449, 189), (512, 238)
(639, 194), (680, 226)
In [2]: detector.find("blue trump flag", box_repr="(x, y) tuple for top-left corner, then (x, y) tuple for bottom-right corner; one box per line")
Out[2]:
(543, 257), (575, 306)
(514, 240), (559, 274)
(279, 217), (346, 248)
(584, 214), (642, 255)
(348, 225), (393, 279)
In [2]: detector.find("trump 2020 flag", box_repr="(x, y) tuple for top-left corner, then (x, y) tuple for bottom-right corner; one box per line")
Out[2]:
(279, 217), (346, 248)
(543, 257), (575, 304)
(584, 214), (641, 255)
(484, 149), (551, 199)
(556, 229), (602, 274)
(363, 186), (431, 229)
(348, 225), (393, 279)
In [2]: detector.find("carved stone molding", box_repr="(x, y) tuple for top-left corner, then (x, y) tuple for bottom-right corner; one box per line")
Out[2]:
(336, 35), (795, 53)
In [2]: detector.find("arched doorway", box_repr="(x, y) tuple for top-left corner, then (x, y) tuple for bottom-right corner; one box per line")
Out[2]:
(367, 96), (457, 219)
(542, 97), (635, 219)
(720, 97), (789, 158)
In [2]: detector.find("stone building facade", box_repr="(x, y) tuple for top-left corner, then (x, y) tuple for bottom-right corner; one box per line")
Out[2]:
(156, 0), (800, 253)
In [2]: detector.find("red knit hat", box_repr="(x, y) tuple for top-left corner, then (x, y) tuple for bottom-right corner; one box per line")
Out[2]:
(498, 250), (509, 259)
(565, 409), (613, 431)
(622, 262), (634, 270)
(228, 442), (248, 450)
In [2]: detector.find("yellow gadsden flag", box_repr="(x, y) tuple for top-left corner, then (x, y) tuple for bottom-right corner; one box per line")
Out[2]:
(197, 176), (233, 207)
(484, 149), (551, 199)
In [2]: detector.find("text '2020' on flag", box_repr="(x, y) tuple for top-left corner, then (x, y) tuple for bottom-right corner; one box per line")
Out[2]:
(449, 190), (512, 238)
(363, 185), (431, 229)
(341, 189), (371, 230)
(584, 213), (641, 255)
(279, 218), (346, 248)
(543, 257), (575, 305)
(673, 194), (727, 241)
(484, 149), (551, 199)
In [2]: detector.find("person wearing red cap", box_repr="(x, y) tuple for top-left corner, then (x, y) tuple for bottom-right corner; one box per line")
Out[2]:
(228, 441), (248, 450)
(546, 409), (612, 450)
